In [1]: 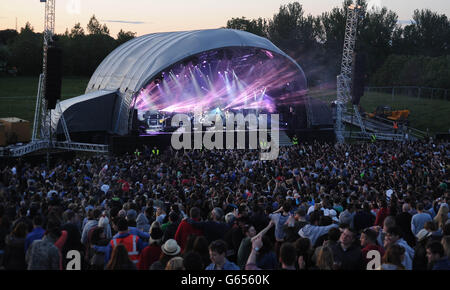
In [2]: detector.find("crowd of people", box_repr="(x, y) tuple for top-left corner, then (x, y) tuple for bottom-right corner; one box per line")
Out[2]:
(0, 138), (448, 270)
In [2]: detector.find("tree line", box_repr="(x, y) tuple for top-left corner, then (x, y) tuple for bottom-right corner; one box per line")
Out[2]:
(0, 1), (449, 89)
(226, 0), (449, 88)
(0, 15), (136, 77)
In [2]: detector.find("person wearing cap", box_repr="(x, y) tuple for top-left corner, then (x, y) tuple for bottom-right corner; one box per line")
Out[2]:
(101, 217), (145, 266)
(149, 239), (181, 270)
(137, 225), (163, 270)
(206, 239), (239, 270)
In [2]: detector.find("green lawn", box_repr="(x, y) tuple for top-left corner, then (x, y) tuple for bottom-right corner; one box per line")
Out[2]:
(309, 89), (450, 134)
(0, 76), (89, 122)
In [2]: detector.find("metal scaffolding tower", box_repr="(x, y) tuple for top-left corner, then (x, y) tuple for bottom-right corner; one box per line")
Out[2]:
(335, 2), (365, 143)
(2, 0), (109, 157)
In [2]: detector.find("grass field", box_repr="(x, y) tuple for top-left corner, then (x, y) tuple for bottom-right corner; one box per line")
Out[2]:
(0, 77), (449, 134)
(0, 76), (89, 122)
(309, 89), (450, 134)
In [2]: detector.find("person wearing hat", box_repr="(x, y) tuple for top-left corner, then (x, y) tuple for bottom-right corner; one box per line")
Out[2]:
(102, 217), (145, 266)
(137, 225), (163, 270)
(149, 239), (181, 270)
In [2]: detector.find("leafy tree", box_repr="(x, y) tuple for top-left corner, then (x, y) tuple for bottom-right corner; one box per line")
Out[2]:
(116, 29), (136, 46)
(0, 29), (19, 45)
(8, 22), (42, 75)
(87, 15), (110, 35)
(226, 17), (268, 37)
(70, 22), (85, 38)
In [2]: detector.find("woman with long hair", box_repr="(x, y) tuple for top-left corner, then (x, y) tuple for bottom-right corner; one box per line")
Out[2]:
(192, 236), (211, 267)
(316, 246), (334, 270)
(379, 244), (405, 270)
(105, 244), (136, 270)
(3, 222), (28, 270)
(165, 257), (185, 270)
(434, 205), (449, 233)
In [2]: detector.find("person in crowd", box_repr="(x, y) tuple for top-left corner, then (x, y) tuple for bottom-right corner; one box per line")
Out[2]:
(25, 215), (45, 253)
(411, 203), (432, 236)
(329, 228), (363, 270)
(165, 256), (185, 270)
(0, 139), (447, 271)
(101, 217), (145, 266)
(174, 207), (203, 253)
(374, 199), (390, 227)
(426, 240), (450, 270)
(183, 251), (204, 270)
(205, 239), (239, 270)
(187, 207), (230, 244)
(294, 237), (314, 270)
(360, 228), (385, 269)
(354, 202), (375, 233)
(137, 225), (163, 270)
(237, 224), (257, 269)
(278, 242), (297, 270)
(3, 222), (28, 270)
(315, 246), (335, 270)
(105, 244), (136, 270)
(299, 210), (338, 247)
(26, 218), (61, 270)
(395, 203), (416, 248)
(283, 207), (308, 243)
(150, 239), (181, 270)
(378, 244), (405, 270)
(383, 226), (415, 270)
(81, 209), (101, 246)
(433, 204), (449, 233)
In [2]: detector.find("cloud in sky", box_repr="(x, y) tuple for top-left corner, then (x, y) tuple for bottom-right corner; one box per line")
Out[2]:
(100, 19), (149, 25)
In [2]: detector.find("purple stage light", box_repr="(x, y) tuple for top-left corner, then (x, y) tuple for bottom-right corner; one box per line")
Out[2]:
(133, 47), (306, 114)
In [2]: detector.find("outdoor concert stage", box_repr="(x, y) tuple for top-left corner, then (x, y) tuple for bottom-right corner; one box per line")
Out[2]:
(50, 29), (334, 154)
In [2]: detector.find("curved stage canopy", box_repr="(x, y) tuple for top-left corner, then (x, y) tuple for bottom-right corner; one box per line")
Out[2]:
(86, 28), (305, 95)
(52, 28), (314, 137)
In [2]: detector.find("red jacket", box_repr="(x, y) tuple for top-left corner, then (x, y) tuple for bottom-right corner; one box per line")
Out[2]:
(362, 244), (385, 268)
(174, 218), (203, 253)
(374, 208), (390, 227)
(137, 245), (162, 270)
